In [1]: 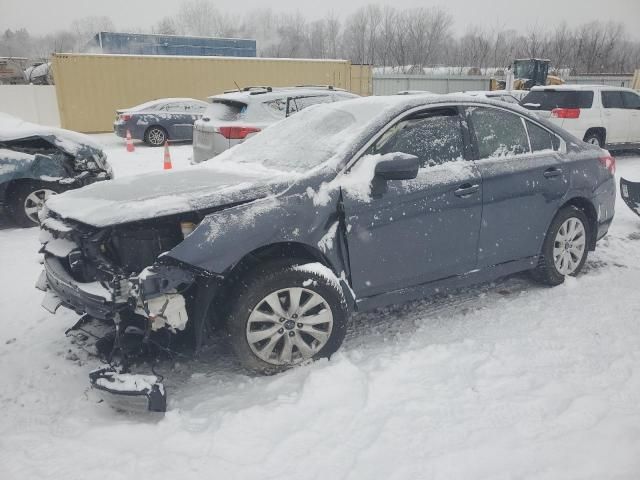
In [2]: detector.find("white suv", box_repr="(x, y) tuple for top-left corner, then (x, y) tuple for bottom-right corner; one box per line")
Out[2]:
(521, 85), (640, 149)
(192, 86), (359, 163)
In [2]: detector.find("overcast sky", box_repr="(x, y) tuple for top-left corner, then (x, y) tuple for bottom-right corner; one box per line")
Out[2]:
(2, 0), (639, 39)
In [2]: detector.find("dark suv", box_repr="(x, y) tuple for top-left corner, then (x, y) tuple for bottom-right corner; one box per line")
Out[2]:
(37, 95), (615, 405)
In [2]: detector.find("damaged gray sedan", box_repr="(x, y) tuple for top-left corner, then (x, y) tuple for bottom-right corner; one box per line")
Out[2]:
(1, 113), (112, 226)
(36, 95), (615, 411)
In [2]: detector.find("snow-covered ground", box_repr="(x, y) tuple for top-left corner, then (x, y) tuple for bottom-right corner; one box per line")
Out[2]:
(1, 136), (640, 479)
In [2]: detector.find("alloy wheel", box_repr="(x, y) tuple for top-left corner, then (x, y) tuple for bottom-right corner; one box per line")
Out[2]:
(23, 189), (56, 224)
(553, 217), (586, 275)
(148, 128), (166, 146)
(246, 288), (334, 366)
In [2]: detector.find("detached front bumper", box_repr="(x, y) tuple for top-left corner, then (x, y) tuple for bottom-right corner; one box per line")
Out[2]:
(38, 254), (124, 320)
(89, 366), (167, 413)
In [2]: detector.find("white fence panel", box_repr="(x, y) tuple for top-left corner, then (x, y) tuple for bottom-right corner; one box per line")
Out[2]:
(0, 85), (60, 126)
(373, 75), (491, 95)
(373, 74), (634, 95)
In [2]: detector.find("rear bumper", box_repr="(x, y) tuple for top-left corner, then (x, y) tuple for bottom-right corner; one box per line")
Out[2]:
(113, 122), (142, 140)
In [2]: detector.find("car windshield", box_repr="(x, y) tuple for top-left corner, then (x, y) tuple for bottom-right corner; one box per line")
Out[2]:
(213, 98), (391, 173)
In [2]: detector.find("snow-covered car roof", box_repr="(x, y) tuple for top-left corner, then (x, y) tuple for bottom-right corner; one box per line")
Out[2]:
(118, 98), (208, 112)
(0, 113), (103, 157)
(208, 87), (357, 104)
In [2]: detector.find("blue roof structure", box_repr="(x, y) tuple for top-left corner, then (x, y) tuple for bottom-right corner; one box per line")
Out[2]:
(89, 32), (256, 57)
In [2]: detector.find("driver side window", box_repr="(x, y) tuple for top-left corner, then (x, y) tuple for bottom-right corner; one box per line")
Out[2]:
(368, 108), (465, 167)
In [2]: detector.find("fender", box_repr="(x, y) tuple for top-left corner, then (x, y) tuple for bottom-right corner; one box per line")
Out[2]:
(166, 187), (348, 277)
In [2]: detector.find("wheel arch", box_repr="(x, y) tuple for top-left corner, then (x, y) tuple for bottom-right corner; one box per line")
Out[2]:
(559, 196), (598, 250)
(144, 124), (169, 142)
(209, 241), (348, 329)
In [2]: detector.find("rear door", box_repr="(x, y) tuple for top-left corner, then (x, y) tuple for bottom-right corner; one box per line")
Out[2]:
(161, 102), (196, 140)
(342, 106), (483, 298)
(466, 105), (569, 267)
(600, 90), (630, 144)
(621, 91), (640, 143)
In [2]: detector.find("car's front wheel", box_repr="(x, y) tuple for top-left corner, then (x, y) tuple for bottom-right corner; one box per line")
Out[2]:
(9, 181), (61, 227)
(226, 261), (349, 374)
(532, 206), (590, 286)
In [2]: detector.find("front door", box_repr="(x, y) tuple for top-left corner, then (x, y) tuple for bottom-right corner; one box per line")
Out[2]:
(466, 106), (570, 267)
(342, 106), (483, 298)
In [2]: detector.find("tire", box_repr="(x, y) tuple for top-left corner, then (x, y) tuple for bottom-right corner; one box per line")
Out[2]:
(583, 131), (603, 147)
(144, 126), (167, 147)
(532, 206), (590, 286)
(226, 260), (349, 374)
(8, 181), (62, 227)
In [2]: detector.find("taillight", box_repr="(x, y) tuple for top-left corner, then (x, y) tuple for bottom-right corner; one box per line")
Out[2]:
(217, 126), (261, 140)
(599, 154), (615, 174)
(119, 114), (131, 121)
(551, 108), (580, 119)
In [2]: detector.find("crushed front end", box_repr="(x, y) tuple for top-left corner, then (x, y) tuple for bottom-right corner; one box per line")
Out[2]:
(36, 208), (221, 412)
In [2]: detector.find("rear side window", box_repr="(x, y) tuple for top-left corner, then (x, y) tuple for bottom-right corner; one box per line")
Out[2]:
(288, 95), (333, 115)
(371, 108), (464, 167)
(526, 121), (560, 152)
(621, 91), (640, 109)
(468, 107), (529, 158)
(205, 100), (247, 121)
(601, 91), (625, 109)
(521, 90), (594, 110)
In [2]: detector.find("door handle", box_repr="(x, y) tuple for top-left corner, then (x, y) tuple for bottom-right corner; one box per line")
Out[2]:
(454, 183), (480, 197)
(543, 167), (562, 178)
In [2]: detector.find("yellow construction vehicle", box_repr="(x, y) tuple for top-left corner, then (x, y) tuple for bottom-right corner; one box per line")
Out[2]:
(491, 58), (564, 91)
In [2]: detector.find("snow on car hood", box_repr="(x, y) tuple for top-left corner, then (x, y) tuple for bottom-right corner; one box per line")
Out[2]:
(0, 113), (102, 156)
(45, 163), (293, 227)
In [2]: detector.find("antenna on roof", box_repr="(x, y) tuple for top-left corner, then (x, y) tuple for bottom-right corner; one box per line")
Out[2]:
(233, 81), (242, 93)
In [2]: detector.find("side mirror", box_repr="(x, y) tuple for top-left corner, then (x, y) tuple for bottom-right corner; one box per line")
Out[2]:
(374, 153), (420, 181)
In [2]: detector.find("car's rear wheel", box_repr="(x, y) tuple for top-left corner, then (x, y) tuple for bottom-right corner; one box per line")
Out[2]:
(584, 131), (603, 147)
(144, 126), (167, 147)
(226, 261), (349, 374)
(9, 181), (61, 227)
(532, 206), (590, 286)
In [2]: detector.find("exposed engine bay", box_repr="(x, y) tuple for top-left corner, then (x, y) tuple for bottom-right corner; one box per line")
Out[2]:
(37, 209), (219, 411)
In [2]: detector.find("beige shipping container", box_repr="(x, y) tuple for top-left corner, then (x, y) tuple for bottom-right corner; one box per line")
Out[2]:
(51, 53), (372, 133)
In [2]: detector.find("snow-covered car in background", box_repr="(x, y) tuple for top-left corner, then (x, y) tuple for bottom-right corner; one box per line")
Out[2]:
(192, 86), (359, 163)
(521, 85), (640, 149)
(113, 98), (209, 146)
(37, 95), (615, 411)
(0, 113), (112, 227)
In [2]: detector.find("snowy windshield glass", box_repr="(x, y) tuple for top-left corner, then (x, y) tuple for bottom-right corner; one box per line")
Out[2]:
(215, 99), (387, 173)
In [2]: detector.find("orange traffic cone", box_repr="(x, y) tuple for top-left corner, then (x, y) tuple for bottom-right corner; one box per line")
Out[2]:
(163, 141), (172, 170)
(125, 129), (135, 152)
